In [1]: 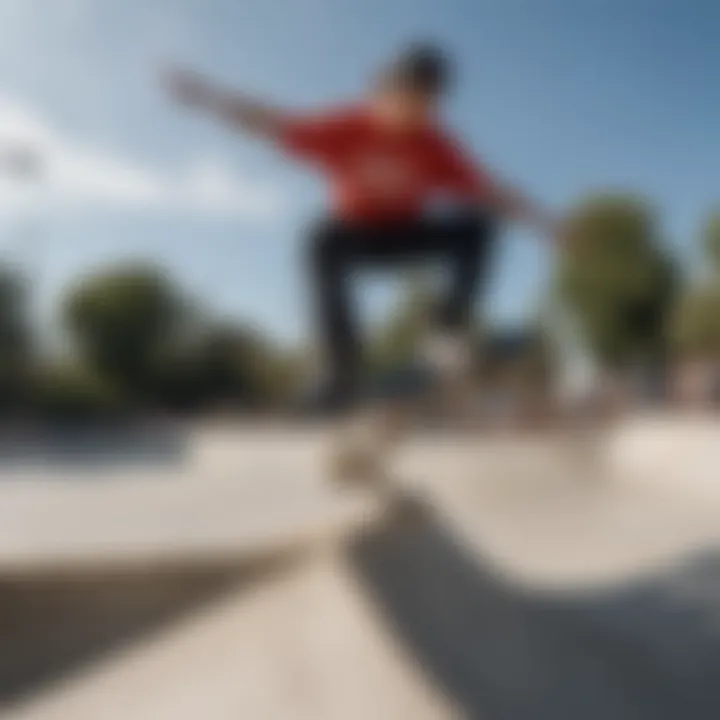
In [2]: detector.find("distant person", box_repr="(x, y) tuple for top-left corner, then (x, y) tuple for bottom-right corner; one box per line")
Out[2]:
(165, 43), (558, 413)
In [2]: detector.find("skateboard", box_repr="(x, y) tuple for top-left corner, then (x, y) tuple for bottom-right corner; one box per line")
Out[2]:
(328, 358), (474, 492)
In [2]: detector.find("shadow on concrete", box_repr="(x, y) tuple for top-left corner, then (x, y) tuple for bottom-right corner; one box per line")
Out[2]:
(0, 553), (296, 709)
(0, 424), (190, 471)
(348, 497), (720, 720)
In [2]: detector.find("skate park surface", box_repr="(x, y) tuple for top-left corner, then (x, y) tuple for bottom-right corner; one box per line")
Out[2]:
(2, 416), (720, 719)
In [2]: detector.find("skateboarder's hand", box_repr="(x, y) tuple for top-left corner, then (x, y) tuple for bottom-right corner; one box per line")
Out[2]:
(550, 216), (573, 253)
(163, 67), (211, 109)
(162, 67), (284, 141)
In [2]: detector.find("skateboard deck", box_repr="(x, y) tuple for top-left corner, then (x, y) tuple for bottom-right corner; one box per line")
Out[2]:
(329, 359), (474, 490)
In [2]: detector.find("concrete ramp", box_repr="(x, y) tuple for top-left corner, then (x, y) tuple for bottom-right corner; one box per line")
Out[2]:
(7, 499), (720, 720)
(3, 534), (455, 720)
(350, 500), (720, 720)
(606, 415), (720, 498)
(4, 428), (720, 719)
(0, 559), (285, 708)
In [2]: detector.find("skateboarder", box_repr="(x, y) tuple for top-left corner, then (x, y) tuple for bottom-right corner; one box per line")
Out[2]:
(165, 43), (557, 417)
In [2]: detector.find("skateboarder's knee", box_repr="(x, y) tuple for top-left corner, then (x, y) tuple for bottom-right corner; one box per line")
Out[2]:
(307, 219), (347, 271)
(444, 212), (498, 265)
(452, 210), (496, 242)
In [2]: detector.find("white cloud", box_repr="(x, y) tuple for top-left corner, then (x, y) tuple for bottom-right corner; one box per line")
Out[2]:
(0, 94), (283, 222)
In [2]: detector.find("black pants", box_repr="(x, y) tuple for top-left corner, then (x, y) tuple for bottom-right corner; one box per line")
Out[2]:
(308, 212), (496, 408)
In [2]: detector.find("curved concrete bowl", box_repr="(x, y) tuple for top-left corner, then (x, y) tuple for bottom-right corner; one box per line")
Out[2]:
(606, 414), (720, 498)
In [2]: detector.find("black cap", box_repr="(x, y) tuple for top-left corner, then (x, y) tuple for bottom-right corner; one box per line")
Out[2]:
(381, 42), (453, 95)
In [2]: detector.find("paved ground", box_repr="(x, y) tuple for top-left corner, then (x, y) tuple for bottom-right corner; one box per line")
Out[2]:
(2, 422), (720, 719)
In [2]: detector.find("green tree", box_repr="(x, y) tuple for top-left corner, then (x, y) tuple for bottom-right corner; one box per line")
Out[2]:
(190, 325), (258, 407)
(0, 268), (32, 413)
(670, 284), (720, 359)
(557, 195), (677, 369)
(32, 363), (122, 422)
(63, 264), (187, 402)
(153, 324), (307, 412)
(670, 210), (720, 359)
(244, 339), (309, 409)
(150, 326), (244, 412)
(704, 210), (720, 275)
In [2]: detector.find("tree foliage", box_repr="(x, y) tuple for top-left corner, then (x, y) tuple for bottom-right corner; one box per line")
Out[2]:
(670, 284), (720, 359)
(704, 211), (720, 274)
(32, 363), (122, 422)
(63, 264), (186, 399)
(153, 325), (306, 412)
(557, 195), (677, 367)
(0, 267), (32, 412)
(670, 211), (720, 359)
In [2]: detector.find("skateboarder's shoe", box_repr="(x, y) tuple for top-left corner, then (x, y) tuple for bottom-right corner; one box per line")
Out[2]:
(329, 433), (387, 488)
(418, 329), (473, 379)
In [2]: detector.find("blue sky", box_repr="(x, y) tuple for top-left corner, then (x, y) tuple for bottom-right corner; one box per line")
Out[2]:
(0, 0), (718, 343)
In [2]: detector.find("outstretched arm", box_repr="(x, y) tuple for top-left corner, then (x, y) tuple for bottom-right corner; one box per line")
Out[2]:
(164, 67), (285, 141)
(483, 181), (559, 240)
(437, 134), (560, 241)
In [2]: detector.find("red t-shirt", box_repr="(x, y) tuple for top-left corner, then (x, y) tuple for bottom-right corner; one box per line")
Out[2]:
(280, 107), (493, 224)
